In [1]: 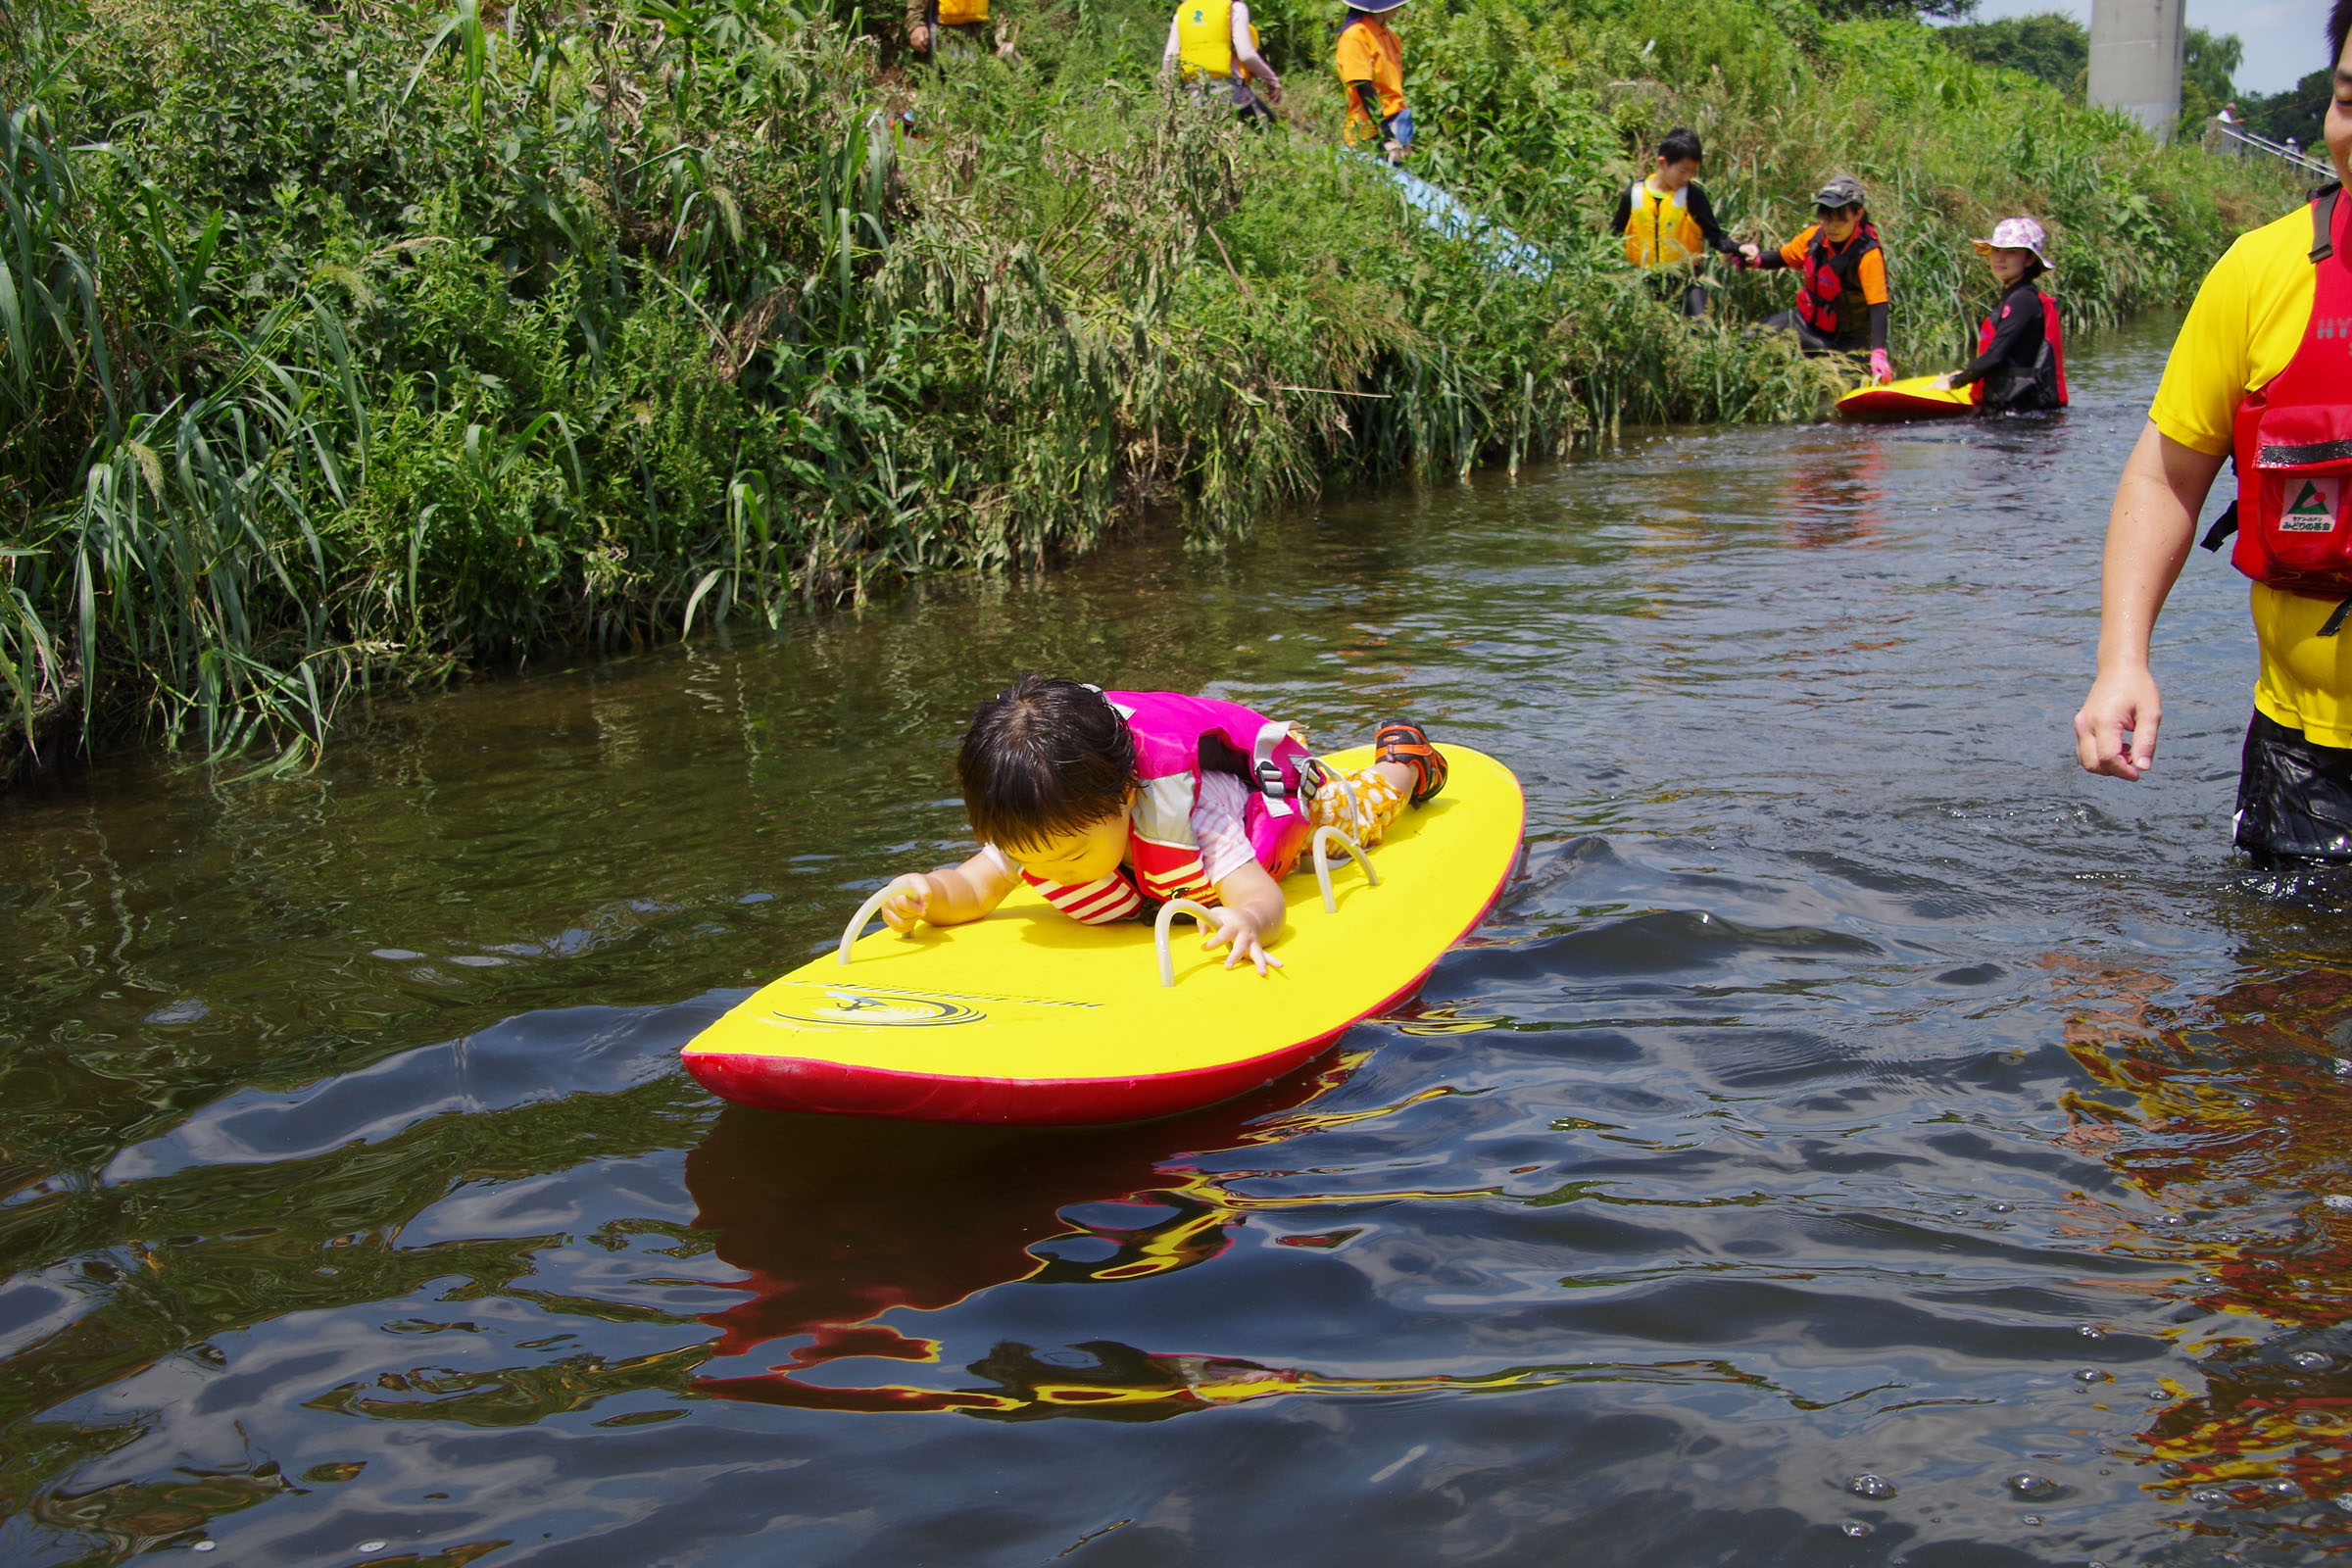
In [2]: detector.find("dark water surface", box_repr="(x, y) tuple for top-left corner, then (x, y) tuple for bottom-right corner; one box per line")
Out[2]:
(10, 318), (2352, 1567)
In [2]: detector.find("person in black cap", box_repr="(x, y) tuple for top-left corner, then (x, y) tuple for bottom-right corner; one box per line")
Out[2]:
(1751, 175), (1893, 383)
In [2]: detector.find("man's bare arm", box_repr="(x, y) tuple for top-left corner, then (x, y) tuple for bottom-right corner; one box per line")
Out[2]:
(2073, 421), (2228, 779)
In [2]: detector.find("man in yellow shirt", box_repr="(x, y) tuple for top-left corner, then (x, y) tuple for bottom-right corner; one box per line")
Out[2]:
(2076, 2), (2352, 865)
(1335, 0), (1410, 164)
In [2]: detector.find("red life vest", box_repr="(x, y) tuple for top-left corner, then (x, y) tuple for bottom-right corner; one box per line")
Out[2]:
(1019, 691), (1319, 925)
(2227, 187), (2352, 603)
(1967, 288), (2068, 411)
(1792, 221), (1881, 339)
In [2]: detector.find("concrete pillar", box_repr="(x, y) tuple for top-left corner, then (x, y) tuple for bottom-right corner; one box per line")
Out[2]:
(2088, 0), (2185, 139)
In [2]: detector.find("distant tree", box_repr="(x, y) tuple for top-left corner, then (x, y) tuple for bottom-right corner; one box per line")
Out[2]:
(1821, 0), (1980, 21)
(2240, 68), (2331, 149)
(2177, 27), (2243, 125)
(1937, 11), (2086, 94)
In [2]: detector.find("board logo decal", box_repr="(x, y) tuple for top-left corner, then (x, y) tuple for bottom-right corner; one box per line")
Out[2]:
(767, 988), (985, 1028)
(2279, 476), (2341, 533)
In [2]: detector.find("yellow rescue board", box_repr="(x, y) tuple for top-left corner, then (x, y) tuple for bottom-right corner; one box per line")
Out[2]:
(681, 744), (1525, 1124)
(1836, 373), (1975, 421)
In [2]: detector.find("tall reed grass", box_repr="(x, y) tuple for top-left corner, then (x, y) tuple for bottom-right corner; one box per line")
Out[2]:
(0, 0), (2305, 777)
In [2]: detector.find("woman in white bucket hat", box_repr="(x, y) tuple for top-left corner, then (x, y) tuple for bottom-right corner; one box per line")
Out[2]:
(1932, 216), (2068, 414)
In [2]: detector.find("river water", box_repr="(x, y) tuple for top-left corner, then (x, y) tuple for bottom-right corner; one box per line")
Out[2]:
(7, 318), (2352, 1566)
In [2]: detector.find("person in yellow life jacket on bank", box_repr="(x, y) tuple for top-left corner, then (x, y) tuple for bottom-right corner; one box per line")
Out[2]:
(906, 0), (991, 62)
(1161, 0), (1283, 124)
(1607, 126), (1763, 318)
(1335, 0), (1410, 165)
(1752, 175), (1894, 384)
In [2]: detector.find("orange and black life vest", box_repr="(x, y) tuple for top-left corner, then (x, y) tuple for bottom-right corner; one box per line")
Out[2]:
(1793, 222), (1880, 339)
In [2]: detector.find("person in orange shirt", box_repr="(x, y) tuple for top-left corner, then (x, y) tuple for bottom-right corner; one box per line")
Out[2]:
(1334, 0), (1410, 163)
(1751, 175), (1893, 384)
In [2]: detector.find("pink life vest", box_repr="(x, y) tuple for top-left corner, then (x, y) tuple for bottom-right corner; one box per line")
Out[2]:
(1020, 690), (1319, 925)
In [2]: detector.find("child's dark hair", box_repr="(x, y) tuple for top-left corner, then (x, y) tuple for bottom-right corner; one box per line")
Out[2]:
(2330, 0), (2351, 73)
(957, 674), (1138, 851)
(1657, 126), (1703, 166)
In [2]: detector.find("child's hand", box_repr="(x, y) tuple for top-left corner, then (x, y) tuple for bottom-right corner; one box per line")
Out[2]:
(877, 874), (936, 933)
(1200, 906), (1285, 976)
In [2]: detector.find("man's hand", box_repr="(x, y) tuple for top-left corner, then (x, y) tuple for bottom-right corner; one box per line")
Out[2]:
(1738, 241), (1761, 267)
(2074, 665), (2163, 780)
(1869, 348), (1893, 385)
(908, 21), (930, 50)
(877, 873), (936, 933)
(1382, 137), (1406, 165)
(1200, 904), (1285, 975)
(1930, 371), (1956, 391)
(2075, 423), (2223, 782)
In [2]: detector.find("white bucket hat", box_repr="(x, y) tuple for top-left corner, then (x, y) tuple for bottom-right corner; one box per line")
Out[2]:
(1974, 216), (2052, 270)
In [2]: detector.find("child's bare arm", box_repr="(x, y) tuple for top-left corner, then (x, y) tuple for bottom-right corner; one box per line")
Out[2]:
(877, 849), (1018, 932)
(1200, 859), (1288, 975)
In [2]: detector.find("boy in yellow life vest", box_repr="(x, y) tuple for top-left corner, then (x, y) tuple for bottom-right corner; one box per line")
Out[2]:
(1607, 127), (1760, 318)
(1160, 0), (1284, 122)
(1335, 0), (1410, 164)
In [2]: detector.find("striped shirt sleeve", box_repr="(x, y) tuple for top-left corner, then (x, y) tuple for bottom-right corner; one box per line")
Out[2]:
(1191, 772), (1257, 886)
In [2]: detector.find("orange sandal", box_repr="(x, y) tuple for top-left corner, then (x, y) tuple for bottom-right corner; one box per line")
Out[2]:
(1374, 720), (1448, 807)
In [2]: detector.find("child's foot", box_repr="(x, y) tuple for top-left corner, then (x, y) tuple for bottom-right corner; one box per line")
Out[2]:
(1374, 721), (1448, 807)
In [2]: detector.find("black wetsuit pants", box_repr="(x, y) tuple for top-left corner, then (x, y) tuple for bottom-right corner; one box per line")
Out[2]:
(1759, 309), (1868, 364)
(1644, 270), (1709, 318)
(2235, 711), (2352, 865)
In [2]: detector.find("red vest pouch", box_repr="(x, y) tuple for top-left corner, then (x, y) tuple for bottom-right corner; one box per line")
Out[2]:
(2230, 188), (2352, 597)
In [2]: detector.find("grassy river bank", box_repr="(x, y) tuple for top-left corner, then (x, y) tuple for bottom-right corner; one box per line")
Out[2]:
(0, 0), (2305, 777)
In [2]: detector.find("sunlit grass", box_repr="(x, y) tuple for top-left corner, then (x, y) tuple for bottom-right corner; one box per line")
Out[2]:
(0, 0), (2303, 776)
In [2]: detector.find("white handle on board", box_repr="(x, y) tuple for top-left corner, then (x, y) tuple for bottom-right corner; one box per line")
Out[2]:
(1327, 769), (1361, 836)
(1153, 898), (1218, 989)
(836, 886), (900, 965)
(1311, 826), (1378, 913)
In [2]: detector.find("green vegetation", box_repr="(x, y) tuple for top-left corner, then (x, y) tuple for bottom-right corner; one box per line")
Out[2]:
(0, 0), (2303, 777)
(2240, 70), (2334, 150)
(1937, 11), (2086, 93)
(2179, 27), (2243, 127)
(1933, 14), (2239, 125)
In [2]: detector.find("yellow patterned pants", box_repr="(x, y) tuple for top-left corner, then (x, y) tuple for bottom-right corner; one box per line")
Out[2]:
(1305, 767), (1407, 847)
